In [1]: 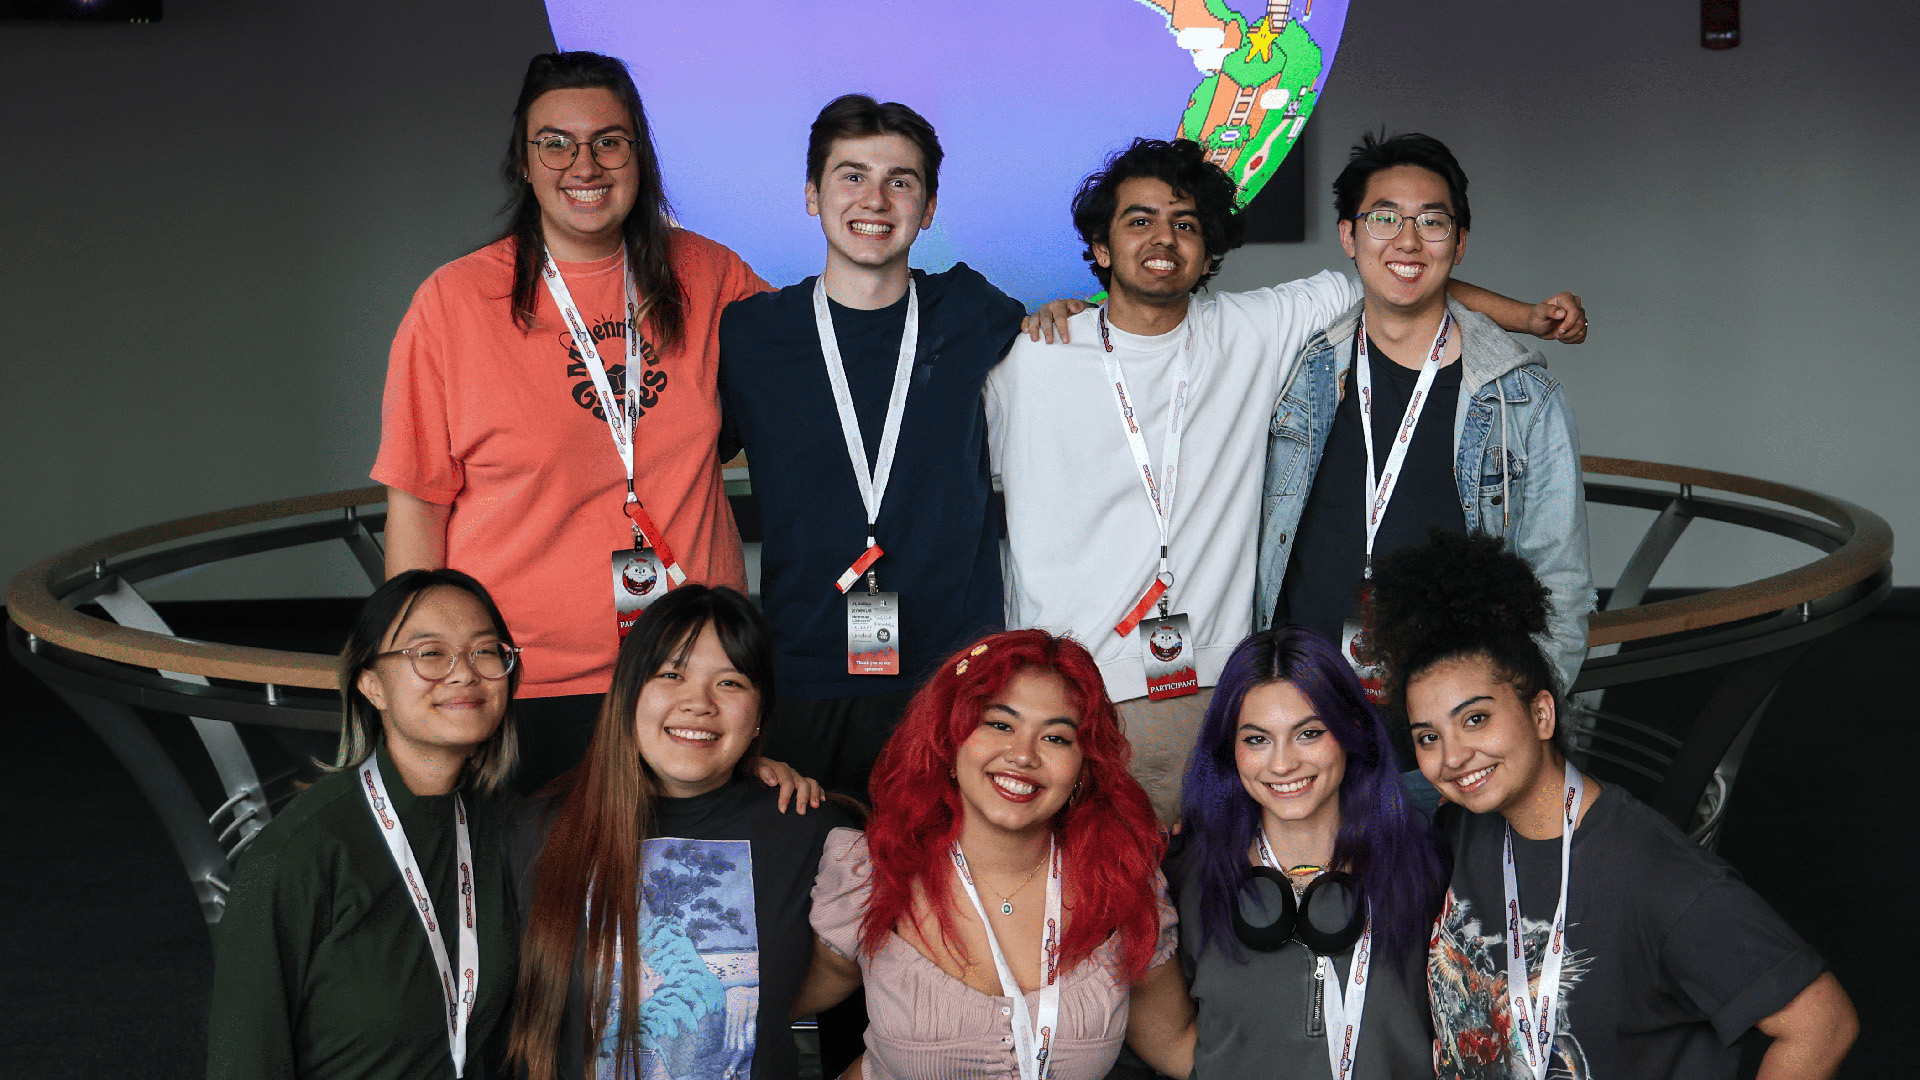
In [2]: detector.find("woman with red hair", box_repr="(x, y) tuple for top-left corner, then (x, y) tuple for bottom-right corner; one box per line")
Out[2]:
(793, 629), (1195, 1078)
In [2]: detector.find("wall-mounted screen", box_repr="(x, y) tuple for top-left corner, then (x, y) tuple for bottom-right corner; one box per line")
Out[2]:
(547, 0), (1347, 301)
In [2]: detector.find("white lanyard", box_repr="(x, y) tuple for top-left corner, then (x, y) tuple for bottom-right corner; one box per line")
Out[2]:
(540, 250), (686, 582)
(814, 277), (918, 590)
(951, 840), (1063, 1080)
(360, 759), (478, 1077)
(1353, 311), (1453, 568)
(1501, 761), (1584, 1079)
(1098, 307), (1192, 633)
(1257, 831), (1371, 1080)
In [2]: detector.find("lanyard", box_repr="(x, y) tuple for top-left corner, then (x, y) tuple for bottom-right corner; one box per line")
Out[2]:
(540, 250), (686, 583)
(1501, 761), (1584, 1079)
(1257, 831), (1371, 1080)
(1353, 311), (1453, 569)
(360, 759), (479, 1077)
(814, 277), (918, 593)
(1099, 307), (1193, 636)
(951, 840), (1063, 1080)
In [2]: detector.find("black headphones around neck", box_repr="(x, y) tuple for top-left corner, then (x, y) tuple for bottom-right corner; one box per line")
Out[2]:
(1230, 867), (1367, 955)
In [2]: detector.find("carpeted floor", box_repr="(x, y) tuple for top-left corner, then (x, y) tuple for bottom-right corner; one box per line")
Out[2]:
(1, 598), (1909, 1077)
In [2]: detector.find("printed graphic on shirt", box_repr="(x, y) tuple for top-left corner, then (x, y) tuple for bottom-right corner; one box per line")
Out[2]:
(563, 306), (670, 424)
(1428, 887), (1592, 1080)
(595, 838), (758, 1080)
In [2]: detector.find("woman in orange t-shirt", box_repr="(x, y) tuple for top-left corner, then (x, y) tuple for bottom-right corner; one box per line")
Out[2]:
(374, 51), (766, 792)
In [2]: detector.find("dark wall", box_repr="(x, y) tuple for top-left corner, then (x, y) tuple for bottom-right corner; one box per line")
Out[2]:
(0, 0), (554, 598)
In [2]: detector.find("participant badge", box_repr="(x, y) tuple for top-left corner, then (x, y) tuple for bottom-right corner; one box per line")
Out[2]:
(847, 591), (901, 676)
(1340, 617), (1387, 705)
(1139, 611), (1198, 700)
(612, 547), (668, 640)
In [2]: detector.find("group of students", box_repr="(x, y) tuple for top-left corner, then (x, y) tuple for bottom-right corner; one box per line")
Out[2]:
(203, 48), (1858, 1080)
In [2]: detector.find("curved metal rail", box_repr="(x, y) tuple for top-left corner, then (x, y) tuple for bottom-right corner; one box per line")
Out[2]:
(6, 458), (1895, 919)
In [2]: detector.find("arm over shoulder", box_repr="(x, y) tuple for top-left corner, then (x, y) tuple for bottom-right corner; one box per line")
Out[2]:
(1231, 269), (1362, 338)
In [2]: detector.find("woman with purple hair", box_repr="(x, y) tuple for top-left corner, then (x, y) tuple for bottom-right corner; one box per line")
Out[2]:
(1156, 624), (1447, 1079)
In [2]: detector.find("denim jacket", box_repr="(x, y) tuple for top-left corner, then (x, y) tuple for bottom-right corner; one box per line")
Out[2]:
(1253, 297), (1596, 694)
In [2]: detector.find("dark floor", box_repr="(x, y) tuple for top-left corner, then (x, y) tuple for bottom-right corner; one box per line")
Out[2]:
(1, 598), (1912, 1077)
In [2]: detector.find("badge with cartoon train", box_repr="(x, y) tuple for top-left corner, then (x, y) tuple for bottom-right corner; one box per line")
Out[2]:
(1139, 611), (1199, 699)
(612, 546), (669, 640)
(594, 838), (760, 1080)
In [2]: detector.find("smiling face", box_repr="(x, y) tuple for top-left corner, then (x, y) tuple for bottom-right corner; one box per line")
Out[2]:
(1094, 176), (1208, 311)
(1339, 164), (1468, 318)
(524, 87), (642, 262)
(953, 667), (1085, 839)
(1406, 654), (1559, 816)
(632, 622), (762, 799)
(357, 586), (511, 769)
(1234, 680), (1346, 840)
(807, 133), (936, 280)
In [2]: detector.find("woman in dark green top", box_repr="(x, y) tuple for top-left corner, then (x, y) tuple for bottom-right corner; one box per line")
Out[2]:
(207, 569), (524, 1079)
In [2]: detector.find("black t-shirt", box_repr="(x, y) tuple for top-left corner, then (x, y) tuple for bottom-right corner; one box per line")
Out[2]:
(1171, 853), (1434, 1080)
(719, 265), (1025, 699)
(1276, 336), (1466, 639)
(509, 781), (853, 1080)
(1432, 784), (1824, 1079)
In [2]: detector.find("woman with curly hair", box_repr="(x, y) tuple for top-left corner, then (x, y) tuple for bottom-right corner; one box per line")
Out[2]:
(1164, 624), (1448, 1079)
(1365, 530), (1856, 1080)
(793, 629), (1194, 1078)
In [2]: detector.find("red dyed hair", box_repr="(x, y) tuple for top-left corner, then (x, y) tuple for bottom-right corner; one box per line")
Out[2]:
(861, 630), (1166, 982)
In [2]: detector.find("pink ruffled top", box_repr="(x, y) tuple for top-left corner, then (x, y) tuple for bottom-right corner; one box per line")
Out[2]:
(810, 828), (1177, 1080)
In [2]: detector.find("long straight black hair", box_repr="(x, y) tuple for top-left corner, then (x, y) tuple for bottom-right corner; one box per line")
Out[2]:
(497, 51), (687, 349)
(510, 584), (775, 1080)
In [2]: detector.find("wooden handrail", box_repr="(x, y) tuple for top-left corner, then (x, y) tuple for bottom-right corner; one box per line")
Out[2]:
(6, 462), (1895, 686)
(1580, 457), (1893, 646)
(5, 487), (386, 690)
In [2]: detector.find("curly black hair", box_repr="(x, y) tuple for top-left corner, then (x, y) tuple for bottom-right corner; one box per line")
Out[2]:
(1070, 138), (1246, 293)
(1363, 530), (1564, 739)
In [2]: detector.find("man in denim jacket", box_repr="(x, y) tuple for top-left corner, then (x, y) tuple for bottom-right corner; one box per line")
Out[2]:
(1254, 133), (1595, 701)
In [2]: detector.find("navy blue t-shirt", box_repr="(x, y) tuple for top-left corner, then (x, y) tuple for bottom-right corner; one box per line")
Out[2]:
(719, 265), (1024, 698)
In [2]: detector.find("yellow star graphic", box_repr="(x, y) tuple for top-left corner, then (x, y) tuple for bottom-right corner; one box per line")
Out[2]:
(1246, 18), (1279, 63)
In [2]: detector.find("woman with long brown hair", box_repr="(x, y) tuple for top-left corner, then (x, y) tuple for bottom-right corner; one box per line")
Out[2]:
(507, 585), (848, 1080)
(793, 629), (1195, 1078)
(374, 50), (768, 794)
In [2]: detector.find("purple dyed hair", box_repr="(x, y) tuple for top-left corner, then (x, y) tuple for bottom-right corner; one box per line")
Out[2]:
(1176, 625), (1447, 972)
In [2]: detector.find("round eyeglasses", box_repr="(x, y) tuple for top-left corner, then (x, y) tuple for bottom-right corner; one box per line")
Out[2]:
(527, 134), (636, 172)
(374, 641), (519, 681)
(1354, 208), (1455, 243)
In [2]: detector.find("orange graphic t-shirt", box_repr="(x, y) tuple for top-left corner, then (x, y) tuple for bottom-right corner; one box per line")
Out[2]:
(374, 231), (766, 697)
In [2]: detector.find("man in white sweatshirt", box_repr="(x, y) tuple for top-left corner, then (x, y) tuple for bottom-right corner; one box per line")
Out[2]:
(987, 137), (1583, 819)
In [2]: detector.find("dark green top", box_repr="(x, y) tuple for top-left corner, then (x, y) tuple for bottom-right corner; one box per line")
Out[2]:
(206, 744), (518, 1080)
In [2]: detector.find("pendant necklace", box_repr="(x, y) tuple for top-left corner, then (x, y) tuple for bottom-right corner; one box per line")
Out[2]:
(978, 857), (1047, 916)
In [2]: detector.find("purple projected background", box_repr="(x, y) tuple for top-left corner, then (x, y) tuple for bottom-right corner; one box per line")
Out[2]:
(546, 0), (1348, 302)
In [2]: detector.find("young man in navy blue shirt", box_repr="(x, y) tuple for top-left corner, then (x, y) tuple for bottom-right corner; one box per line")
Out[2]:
(718, 95), (1025, 802)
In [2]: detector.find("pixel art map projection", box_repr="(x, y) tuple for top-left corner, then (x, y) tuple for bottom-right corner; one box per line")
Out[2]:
(546, 0), (1347, 302)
